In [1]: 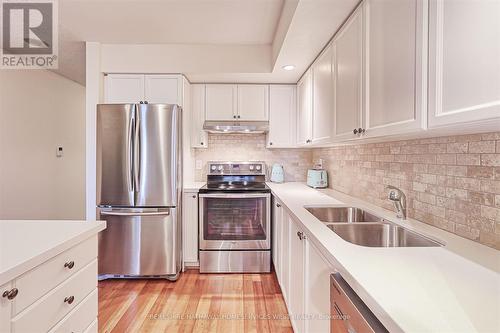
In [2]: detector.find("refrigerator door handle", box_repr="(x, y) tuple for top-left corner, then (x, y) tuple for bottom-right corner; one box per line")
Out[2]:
(127, 116), (135, 192)
(133, 109), (141, 192)
(100, 210), (170, 217)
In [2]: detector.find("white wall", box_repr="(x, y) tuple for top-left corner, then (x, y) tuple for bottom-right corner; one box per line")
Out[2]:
(0, 70), (86, 219)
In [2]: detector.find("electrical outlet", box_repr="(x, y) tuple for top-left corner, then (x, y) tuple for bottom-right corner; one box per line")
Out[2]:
(56, 146), (63, 157)
(195, 160), (203, 170)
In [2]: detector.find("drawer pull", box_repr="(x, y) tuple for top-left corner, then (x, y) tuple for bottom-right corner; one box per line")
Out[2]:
(2, 288), (18, 300)
(64, 296), (75, 304)
(64, 261), (75, 269)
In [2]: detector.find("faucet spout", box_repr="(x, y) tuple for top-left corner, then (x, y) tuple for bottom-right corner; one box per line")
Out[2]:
(386, 185), (407, 219)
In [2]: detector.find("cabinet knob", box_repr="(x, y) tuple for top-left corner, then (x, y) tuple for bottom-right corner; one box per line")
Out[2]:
(64, 261), (75, 269)
(269, 142), (273, 146)
(276, 203), (281, 207)
(200, 142), (204, 145)
(237, 115), (241, 119)
(306, 139), (312, 143)
(358, 128), (365, 134)
(297, 231), (305, 240)
(233, 115), (236, 119)
(192, 195), (196, 198)
(2, 288), (18, 300)
(353, 128), (358, 134)
(144, 101), (148, 104)
(64, 296), (75, 304)
(139, 101), (144, 104)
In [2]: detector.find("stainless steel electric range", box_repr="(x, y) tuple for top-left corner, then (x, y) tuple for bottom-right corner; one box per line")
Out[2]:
(199, 161), (271, 273)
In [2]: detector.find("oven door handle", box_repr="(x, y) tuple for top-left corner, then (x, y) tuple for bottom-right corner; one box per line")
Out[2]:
(199, 193), (270, 199)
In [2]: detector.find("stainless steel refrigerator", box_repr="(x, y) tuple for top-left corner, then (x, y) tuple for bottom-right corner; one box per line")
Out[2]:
(96, 103), (182, 281)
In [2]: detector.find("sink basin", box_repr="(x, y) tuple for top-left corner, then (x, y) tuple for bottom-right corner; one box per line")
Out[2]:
(306, 207), (382, 223)
(327, 223), (443, 247)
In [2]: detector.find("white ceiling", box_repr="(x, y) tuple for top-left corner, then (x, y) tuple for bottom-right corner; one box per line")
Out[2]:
(55, 0), (359, 85)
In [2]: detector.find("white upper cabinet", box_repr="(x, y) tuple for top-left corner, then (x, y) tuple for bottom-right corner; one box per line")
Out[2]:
(104, 74), (182, 105)
(333, 7), (363, 142)
(267, 85), (296, 148)
(144, 75), (181, 104)
(297, 69), (313, 146)
(363, 0), (426, 137)
(312, 44), (334, 144)
(104, 74), (145, 103)
(428, 0), (500, 128)
(190, 84), (208, 148)
(205, 84), (237, 121)
(205, 84), (269, 121)
(237, 85), (269, 121)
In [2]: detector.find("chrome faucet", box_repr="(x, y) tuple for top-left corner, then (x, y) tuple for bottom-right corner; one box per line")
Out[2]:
(386, 185), (407, 219)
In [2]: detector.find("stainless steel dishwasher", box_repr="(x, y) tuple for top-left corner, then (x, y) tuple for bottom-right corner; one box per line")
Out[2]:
(330, 273), (388, 333)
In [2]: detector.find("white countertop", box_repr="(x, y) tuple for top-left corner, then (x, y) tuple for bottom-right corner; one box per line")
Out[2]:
(267, 182), (500, 333)
(183, 182), (205, 191)
(0, 220), (106, 285)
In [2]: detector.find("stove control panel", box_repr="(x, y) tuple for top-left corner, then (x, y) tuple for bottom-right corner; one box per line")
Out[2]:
(208, 162), (266, 175)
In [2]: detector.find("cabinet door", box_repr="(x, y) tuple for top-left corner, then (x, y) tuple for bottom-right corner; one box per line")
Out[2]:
(289, 219), (305, 333)
(428, 0), (500, 127)
(190, 84), (208, 148)
(104, 74), (144, 103)
(1, 282), (12, 333)
(267, 85), (296, 148)
(182, 192), (199, 265)
(144, 75), (181, 104)
(272, 199), (283, 281)
(297, 70), (313, 146)
(205, 84), (237, 121)
(312, 44), (334, 144)
(305, 240), (333, 333)
(237, 85), (269, 121)
(281, 210), (291, 304)
(364, 0), (426, 137)
(333, 8), (363, 142)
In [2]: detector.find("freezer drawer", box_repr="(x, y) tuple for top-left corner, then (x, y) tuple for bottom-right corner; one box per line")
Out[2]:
(97, 207), (180, 278)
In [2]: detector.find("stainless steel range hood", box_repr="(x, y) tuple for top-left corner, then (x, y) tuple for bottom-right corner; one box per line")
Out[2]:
(203, 121), (269, 134)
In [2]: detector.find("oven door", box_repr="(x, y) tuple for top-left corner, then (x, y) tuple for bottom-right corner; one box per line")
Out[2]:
(199, 192), (271, 250)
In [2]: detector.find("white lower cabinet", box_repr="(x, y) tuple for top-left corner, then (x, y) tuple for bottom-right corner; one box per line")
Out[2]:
(182, 191), (199, 267)
(2, 236), (98, 333)
(272, 197), (335, 333)
(288, 218), (306, 333)
(304, 238), (334, 333)
(1, 282), (12, 333)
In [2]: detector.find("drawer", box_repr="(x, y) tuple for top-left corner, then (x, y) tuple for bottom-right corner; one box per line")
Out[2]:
(83, 319), (97, 333)
(13, 236), (97, 315)
(11, 259), (97, 333)
(48, 289), (97, 333)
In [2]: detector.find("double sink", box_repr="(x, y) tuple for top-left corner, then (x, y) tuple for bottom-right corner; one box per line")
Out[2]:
(305, 207), (443, 247)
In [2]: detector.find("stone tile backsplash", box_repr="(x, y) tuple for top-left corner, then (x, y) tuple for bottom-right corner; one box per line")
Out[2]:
(312, 132), (500, 250)
(194, 132), (500, 250)
(194, 134), (312, 182)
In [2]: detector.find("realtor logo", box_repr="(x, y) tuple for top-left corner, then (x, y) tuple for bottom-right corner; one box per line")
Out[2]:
(1, 0), (58, 68)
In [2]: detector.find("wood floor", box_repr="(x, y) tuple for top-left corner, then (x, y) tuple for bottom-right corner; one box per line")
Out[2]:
(98, 269), (293, 333)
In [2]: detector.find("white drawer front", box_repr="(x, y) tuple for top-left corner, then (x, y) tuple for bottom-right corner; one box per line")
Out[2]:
(48, 289), (97, 333)
(14, 236), (97, 315)
(11, 260), (97, 333)
(83, 319), (97, 333)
